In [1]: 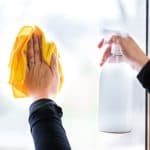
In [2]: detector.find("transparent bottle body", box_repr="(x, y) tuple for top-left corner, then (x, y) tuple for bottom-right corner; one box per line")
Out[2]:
(99, 54), (134, 133)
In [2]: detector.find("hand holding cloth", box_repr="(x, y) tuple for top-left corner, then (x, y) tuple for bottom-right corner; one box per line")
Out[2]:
(9, 26), (64, 98)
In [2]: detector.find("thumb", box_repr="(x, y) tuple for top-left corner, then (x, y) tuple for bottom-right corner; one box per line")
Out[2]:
(98, 38), (104, 48)
(100, 46), (111, 66)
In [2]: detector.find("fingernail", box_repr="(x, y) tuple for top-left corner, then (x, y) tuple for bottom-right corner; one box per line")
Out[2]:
(100, 62), (103, 66)
(34, 34), (37, 39)
(98, 38), (104, 48)
(112, 37), (115, 42)
(33, 33), (39, 39)
(28, 38), (33, 46)
(52, 54), (55, 59)
(116, 39), (120, 44)
(52, 54), (56, 62)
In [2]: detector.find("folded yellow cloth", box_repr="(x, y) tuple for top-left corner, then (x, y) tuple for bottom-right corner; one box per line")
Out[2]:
(9, 25), (64, 98)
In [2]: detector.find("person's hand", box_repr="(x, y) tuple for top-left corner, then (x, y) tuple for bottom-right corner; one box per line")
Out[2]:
(98, 35), (149, 70)
(24, 34), (60, 100)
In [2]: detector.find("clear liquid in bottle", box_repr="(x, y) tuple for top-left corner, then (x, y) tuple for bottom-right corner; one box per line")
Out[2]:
(99, 43), (134, 133)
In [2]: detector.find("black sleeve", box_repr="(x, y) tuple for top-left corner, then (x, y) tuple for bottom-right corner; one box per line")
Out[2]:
(137, 60), (150, 92)
(29, 99), (71, 150)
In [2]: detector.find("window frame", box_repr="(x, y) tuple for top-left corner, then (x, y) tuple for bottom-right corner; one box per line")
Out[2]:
(146, 0), (149, 149)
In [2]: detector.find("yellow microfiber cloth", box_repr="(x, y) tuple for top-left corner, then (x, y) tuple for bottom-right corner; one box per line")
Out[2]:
(9, 25), (64, 98)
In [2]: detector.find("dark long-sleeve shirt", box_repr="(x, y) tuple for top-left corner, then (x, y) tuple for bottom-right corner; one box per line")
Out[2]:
(137, 60), (150, 92)
(29, 99), (71, 150)
(29, 60), (150, 150)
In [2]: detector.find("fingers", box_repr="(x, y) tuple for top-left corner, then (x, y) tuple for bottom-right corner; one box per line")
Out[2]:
(33, 34), (42, 64)
(50, 54), (59, 75)
(26, 34), (42, 70)
(100, 46), (111, 66)
(98, 35), (133, 66)
(27, 37), (34, 69)
(98, 38), (104, 48)
(98, 35), (122, 49)
(109, 35), (122, 45)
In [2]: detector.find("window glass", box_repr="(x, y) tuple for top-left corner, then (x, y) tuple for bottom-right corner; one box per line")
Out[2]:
(0, 0), (146, 149)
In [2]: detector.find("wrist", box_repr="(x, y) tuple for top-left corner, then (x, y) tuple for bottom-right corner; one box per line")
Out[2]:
(135, 55), (149, 72)
(33, 96), (49, 101)
(32, 93), (49, 101)
(138, 55), (149, 68)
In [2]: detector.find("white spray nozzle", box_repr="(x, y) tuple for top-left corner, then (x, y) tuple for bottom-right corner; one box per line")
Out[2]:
(102, 29), (129, 44)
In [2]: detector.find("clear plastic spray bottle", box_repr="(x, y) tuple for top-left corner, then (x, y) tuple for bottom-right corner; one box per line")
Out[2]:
(99, 40), (134, 133)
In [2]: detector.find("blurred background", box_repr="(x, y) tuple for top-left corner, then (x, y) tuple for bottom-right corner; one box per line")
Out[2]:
(0, 0), (146, 149)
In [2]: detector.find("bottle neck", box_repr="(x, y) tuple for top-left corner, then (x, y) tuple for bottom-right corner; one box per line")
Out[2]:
(109, 55), (123, 63)
(111, 53), (122, 56)
(111, 43), (122, 56)
(107, 43), (124, 63)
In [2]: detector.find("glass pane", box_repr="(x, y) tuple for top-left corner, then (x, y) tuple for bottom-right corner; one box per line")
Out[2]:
(0, 0), (146, 149)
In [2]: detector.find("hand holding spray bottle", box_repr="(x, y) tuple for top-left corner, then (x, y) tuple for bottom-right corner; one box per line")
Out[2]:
(98, 30), (134, 133)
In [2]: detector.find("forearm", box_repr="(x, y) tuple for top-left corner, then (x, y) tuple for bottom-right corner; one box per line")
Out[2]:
(29, 99), (71, 150)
